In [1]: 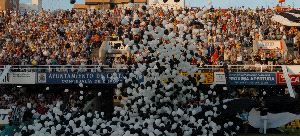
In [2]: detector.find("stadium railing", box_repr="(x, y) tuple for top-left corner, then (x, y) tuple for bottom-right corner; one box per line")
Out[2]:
(0, 64), (289, 73)
(0, 65), (125, 73)
(226, 65), (283, 72)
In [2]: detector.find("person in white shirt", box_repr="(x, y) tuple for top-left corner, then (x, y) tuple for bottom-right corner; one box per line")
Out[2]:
(236, 53), (243, 65)
(224, 48), (230, 63)
(261, 52), (266, 65)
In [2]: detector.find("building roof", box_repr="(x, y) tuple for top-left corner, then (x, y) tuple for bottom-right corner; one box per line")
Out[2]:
(74, 0), (147, 9)
(85, 0), (146, 4)
(85, 0), (110, 4)
(73, 4), (90, 9)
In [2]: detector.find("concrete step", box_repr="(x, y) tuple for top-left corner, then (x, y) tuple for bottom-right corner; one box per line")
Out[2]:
(90, 48), (99, 58)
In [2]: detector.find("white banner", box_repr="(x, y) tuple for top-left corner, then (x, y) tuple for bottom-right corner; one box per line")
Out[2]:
(1, 72), (36, 84)
(0, 109), (11, 125)
(214, 72), (226, 84)
(248, 108), (300, 129)
(256, 40), (282, 50)
(287, 65), (300, 74)
(148, 0), (185, 8)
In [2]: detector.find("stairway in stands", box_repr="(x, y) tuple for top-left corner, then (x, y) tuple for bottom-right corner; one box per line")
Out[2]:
(0, 65), (11, 83)
(90, 47), (100, 59)
(90, 40), (109, 61)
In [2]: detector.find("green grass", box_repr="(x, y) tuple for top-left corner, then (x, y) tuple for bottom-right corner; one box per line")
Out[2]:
(281, 128), (300, 136)
(238, 128), (300, 136)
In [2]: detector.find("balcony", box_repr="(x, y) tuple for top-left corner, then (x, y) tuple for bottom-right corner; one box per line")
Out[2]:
(73, 4), (89, 9)
(113, 0), (129, 3)
(85, 0), (146, 4)
(85, 0), (110, 4)
(133, 0), (147, 3)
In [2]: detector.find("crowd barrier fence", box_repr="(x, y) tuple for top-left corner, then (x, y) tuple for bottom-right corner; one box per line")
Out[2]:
(0, 64), (289, 73)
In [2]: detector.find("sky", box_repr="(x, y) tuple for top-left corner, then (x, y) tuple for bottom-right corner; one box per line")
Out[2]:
(19, 0), (300, 10)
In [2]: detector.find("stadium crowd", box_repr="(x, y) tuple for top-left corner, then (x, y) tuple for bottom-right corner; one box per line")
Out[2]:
(0, 5), (299, 67)
(0, 3), (299, 136)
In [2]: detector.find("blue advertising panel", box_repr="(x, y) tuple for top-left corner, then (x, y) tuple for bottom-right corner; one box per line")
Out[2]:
(228, 72), (276, 85)
(37, 72), (139, 84)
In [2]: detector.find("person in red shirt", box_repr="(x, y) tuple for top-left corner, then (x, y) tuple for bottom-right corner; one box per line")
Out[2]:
(211, 50), (219, 64)
(191, 57), (198, 65)
(36, 102), (48, 115)
(222, 24), (227, 32)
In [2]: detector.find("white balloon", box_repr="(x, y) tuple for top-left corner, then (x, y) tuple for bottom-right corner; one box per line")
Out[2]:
(79, 83), (83, 88)
(87, 112), (92, 118)
(228, 121), (234, 126)
(224, 123), (228, 128)
(213, 91), (216, 96)
(56, 124), (62, 130)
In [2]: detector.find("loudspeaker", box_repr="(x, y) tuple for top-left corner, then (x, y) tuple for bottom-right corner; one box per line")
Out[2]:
(70, 0), (76, 4)
(174, 0), (180, 2)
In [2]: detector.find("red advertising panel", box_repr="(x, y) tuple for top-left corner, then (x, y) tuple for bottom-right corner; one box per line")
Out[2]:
(277, 73), (300, 85)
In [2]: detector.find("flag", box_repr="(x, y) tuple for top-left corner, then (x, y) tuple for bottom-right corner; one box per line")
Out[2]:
(271, 10), (300, 27)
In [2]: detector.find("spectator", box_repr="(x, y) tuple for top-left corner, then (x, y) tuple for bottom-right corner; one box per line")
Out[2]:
(238, 109), (249, 134)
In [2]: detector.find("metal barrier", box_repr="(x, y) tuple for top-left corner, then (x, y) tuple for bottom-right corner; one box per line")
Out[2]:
(0, 64), (291, 73)
(0, 65), (115, 73)
(195, 65), (284, 72)
(226, 65), (283, 72)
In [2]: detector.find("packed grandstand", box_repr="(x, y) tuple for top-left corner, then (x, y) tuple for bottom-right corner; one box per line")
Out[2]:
(0, 1), (300, 136)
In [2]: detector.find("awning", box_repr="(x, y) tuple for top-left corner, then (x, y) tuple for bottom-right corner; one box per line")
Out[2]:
(271, 10), (300, 27)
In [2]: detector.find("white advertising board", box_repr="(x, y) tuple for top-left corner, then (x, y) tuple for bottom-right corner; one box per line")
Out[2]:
(256, 40), (282, 50)
(1, 72), (36, 84)
(287, 65), (300, 74)
(214, 72), (226, 84)
(148, 0), (185, 8)
(0, 109), (11, 125)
